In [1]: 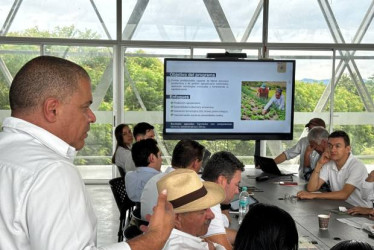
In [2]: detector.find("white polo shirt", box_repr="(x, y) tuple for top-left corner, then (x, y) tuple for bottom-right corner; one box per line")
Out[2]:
(163, 229), (225, 250)
(319, 153), (371, 207)
(0, 117), (130, 250)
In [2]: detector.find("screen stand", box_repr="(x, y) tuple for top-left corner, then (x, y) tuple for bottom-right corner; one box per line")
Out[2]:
(254, 140), (261, 156)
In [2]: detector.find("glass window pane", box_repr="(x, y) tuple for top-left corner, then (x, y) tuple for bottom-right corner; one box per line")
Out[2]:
(269, 0), (330, 43)
(269, 0), (372, 43)
(331, 50), (374, 165)
(330, 1), (373, 43)
(2, 0), (116, 39)
(122, 0), (262, 42)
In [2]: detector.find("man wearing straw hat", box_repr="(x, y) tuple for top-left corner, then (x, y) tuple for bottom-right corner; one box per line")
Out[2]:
(157, 169), (226, 250)
(141, 140), (233, 249)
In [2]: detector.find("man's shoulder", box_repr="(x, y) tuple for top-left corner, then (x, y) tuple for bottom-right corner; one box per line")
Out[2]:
(117, 146), (129, 154)
(345, 154), (366, 171)
(125, 170), (137, 182)
(0, 131), (75, 176)
(139, 167), (161, 177)
(146, 171), (167, 185)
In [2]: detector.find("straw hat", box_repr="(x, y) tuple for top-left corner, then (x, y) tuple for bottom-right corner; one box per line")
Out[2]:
(157, 169), (225, 213)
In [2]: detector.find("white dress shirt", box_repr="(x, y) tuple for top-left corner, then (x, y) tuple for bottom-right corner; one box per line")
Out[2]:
(141, 167), (174, 219)
(0, 117), (130, 250)
(204, 204), (226, 237)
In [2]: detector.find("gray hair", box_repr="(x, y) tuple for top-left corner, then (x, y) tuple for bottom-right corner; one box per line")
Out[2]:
(307, 126), (329, 145)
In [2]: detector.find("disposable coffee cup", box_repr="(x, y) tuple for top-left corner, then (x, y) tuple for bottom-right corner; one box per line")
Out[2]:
(318, 214), (330, 230)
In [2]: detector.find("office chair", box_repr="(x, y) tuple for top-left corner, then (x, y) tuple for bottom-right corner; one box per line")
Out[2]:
(116, 165), (126, 177)
(109, 177), (136, 242)
(124, 207), (149, 240)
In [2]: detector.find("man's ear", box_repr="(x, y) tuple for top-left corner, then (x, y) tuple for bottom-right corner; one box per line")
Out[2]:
(148, 153), (155, 164)
(174, 214), (182, 230)
(217, 175), (227, 186)
(191, 159), (201, 172)
(43, 98), (59, 122)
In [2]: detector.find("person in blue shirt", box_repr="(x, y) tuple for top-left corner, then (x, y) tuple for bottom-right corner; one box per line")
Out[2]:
(125, 138), (162, 203)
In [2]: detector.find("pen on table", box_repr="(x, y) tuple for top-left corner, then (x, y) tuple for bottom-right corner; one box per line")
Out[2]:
(279, 181), (298, 186)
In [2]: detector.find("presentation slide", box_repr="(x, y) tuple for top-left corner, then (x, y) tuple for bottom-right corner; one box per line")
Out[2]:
(163, 59), (295, 140)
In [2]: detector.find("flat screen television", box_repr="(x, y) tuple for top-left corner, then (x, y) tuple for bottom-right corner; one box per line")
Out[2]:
(163, 58), (295, 140)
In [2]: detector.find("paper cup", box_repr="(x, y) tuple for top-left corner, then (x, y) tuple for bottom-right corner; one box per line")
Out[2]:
(318, 214), (330, 230)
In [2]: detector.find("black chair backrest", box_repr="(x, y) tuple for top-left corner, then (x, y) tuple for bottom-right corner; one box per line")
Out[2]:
(109, 177), (135, 217)
(116, 166), (126, 177)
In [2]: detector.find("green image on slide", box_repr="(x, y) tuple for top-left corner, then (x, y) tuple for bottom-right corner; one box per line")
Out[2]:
(241, 81), (286, 121)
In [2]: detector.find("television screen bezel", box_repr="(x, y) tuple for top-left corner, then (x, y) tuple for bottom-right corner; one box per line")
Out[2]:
(162, 58), (295, 141)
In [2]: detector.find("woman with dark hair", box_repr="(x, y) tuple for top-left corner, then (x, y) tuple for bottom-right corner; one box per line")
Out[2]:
(112, 124), (135, 176)
(330, 240), (373, 250)
(234, 203), (298, 250)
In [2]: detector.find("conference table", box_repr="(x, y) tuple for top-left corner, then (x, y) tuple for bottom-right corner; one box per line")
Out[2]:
(234, 168), (374, 249)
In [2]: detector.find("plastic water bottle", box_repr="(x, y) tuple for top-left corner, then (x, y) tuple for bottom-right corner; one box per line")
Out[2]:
(238, 186), (250, 225)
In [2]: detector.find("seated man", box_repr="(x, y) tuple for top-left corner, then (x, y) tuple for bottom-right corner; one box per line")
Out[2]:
(303, 126), (329, 180)
(125, 138), (162, 203)
(141, 139), (204, 219)
(141, 140), (233, 249)
(133, 122), (155, 141)
(202, 151), (245, 246)
(274, 118), (326, 179)
(297, 131), (371, 207)
(348, 170), (374, 216)
(262, 88), (284, 114)
(157, 169), (226, 250)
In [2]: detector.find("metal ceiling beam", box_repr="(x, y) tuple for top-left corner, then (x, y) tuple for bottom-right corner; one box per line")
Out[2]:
(203, 0), (237, 45)
(0, 58), (12, 87)
(241, 0), (263, 42)
(0, 0), (23, 36)
(123, 0), (149, 40)
(0, 0), (23, 89)
(90, 0), (112, 40)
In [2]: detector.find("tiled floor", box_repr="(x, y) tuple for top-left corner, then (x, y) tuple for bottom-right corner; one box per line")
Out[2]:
(86, 184), (120, 247)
